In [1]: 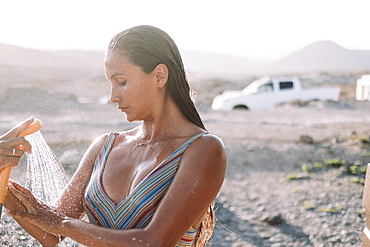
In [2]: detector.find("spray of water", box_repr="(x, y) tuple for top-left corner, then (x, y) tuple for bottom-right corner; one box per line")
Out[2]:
(24, 131), (77, 246)
(25, 131), (68, 205)
(2, 131), (76, 246)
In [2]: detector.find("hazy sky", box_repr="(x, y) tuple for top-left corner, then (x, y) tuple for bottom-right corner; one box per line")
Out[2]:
(1, 0), (369, 60)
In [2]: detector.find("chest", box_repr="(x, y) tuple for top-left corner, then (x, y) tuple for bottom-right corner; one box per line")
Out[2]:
(99, 143), (175, 204)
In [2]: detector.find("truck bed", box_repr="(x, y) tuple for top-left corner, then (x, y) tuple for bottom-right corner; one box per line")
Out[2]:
(301, 87), (341, 102)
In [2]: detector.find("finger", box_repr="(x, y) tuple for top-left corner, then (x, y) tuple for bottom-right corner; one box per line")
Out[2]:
(0, 156), (22, 170)
(1, 117), (34, 139)
(4, 187), (28, 213)
(8, 182), (36, 201)
(6, 208), (34, 221)
(7, 184), (43, 216)
(5, 208), (19, 217)
(8, 181), (32, 195)
(18, 138), (32, 154)
(0, 137), (31, 150)
(0, 147), (25, 157)
(7, 185), (37, 214)
(7, 182), (31, 203)
(0, 137), (32, 154)
(13, 147), (26, 157)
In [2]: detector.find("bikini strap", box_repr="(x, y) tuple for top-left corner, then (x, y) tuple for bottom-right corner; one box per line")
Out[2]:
(170, 132), (208, 157)
(93, 132), (116, 171)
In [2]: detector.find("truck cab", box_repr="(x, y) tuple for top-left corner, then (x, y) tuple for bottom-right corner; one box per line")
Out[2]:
(212, 76), (301, 111)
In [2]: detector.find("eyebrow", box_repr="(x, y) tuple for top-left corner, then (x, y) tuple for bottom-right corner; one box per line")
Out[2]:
(109, 73), (127, 79)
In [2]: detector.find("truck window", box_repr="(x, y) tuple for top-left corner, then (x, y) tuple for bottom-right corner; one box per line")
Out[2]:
(257, 82), (274, 93)
(279, 81), (293, 90)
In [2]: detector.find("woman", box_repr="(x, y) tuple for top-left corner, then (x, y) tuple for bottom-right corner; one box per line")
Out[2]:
(0, 117), (33, 169)
(5, 25), (227, 247)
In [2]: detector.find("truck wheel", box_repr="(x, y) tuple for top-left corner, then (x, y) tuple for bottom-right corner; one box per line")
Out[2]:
(233, 105), (249, 110)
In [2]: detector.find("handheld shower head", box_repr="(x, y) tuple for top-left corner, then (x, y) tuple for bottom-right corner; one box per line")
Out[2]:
(0, 118), (42, 219)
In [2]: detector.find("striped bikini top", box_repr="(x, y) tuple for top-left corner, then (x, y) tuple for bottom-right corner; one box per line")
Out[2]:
(83, 132), (206, 246)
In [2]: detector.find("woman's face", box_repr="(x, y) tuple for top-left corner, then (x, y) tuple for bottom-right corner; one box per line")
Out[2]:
(104, 51), (158, 122)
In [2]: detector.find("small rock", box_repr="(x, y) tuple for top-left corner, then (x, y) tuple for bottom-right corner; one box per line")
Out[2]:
(299, 135), (314, 144)
(261, 213), (282, 225)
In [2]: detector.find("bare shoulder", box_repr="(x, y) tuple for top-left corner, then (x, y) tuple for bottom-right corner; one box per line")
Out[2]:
(82, 129), (136, 165)
(188, 132), (226, 158)
(85, 133), (111, 156)
(180, 132), (227, 178)
(77, 132), (112, 171)
(86, 128), (138, 158)
(66, 132), (112, 181)
(196, 132), (225, 150)
(92, 132), (111, 146)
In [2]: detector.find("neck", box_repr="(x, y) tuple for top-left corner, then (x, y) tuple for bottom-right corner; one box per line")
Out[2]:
(141, 119), (178, 142)
(139, 101), (183, 142)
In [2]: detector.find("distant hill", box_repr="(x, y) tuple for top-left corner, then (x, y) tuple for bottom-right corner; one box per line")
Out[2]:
(0, 43), (104, 71)
(0, 43), (260, 80)
(260, 40), (370, 75)
(1, 41), (370, 80)
(180, 50), (261, 80)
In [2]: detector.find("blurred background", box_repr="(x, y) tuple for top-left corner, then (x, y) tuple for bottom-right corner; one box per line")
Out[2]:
(1, 1), (370, 246)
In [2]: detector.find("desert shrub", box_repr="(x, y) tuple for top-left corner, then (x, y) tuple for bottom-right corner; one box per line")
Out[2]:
(301, 162), (325, 173)
(285, 173), (309, 181)
(302, 201), (316, 210)
(356, 208), (366, 216)
(359, 137), (370, 146)
(286, 173), (299, 180)
(318, 205), (343, 213)
(313, 162), (324, 170)
(349, 164), (367, 175)
(350, 177), (365, 184)
(301, 163), (309, 173)
(325, 158), (346, 168)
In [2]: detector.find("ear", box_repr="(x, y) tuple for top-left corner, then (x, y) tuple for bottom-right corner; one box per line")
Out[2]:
(153, 64), (169, 88)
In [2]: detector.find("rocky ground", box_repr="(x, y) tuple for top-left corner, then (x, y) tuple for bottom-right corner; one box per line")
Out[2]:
(1, 94), (370, 246)
(208, 100), (370, 247)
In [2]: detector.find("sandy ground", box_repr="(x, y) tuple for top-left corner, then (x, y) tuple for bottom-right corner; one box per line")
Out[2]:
(1, 96), (370, 246)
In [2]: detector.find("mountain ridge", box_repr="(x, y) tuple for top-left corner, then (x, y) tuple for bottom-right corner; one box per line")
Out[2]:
(1, 41), (370, 79)
(261, 40), (370, 75)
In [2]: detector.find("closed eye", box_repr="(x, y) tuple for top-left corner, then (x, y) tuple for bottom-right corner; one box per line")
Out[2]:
(118, 81), (127, 87)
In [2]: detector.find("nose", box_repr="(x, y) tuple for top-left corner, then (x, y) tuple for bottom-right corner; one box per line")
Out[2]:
(109, 85), (121, 103)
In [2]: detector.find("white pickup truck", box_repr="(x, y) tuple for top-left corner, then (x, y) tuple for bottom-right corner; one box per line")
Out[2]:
(211, 76), (341, 111)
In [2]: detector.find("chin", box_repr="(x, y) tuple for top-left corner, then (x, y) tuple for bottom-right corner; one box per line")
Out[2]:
(124, 113), (139, 123)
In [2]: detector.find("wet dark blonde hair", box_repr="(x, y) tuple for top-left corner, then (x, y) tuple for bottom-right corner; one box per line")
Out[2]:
(107, 25), (205, 130)
(108, 25), (214, 246)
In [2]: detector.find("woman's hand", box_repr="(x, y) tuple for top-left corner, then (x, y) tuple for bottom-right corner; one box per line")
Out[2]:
(3, 180), (28, 213)
(0, 117), (33, 170)
(5, 181), (67, 236)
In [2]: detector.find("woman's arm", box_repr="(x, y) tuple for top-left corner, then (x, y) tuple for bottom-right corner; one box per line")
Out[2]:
(7, 133), (226, 247)
(144, 134), (227, 244)
(5, 133), (109, 246)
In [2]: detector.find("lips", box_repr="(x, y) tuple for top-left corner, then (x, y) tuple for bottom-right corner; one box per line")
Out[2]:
(118, 106), (127, 112)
